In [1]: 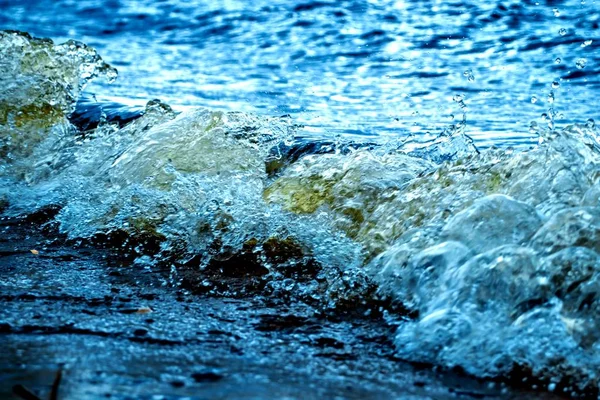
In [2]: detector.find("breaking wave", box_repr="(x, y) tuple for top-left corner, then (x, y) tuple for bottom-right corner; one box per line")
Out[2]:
(2, 30), (600, 397)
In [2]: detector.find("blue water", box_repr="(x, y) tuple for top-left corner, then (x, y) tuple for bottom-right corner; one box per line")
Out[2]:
(4, 2), (600, 397)
(1, 0), (598, 147)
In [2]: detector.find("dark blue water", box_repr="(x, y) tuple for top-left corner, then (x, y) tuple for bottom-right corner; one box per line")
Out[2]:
(1, 0), (598, 146)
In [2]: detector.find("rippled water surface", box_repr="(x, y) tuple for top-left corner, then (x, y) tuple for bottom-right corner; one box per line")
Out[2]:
(2, 0), (598, 146)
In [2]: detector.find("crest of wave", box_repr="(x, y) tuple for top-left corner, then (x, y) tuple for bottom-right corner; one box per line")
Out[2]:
(0, 31), (369, 309)
(264, 117), (600, 394)
(370, 123), (600, 394)
(0, 30), (116, 167)
(5, 31), (600, 392)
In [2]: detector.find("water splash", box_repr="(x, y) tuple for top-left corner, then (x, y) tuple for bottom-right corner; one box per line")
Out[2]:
(463, 69), (475, 82)
(3, 31), (600, 396)
(0, 31), (116, 163)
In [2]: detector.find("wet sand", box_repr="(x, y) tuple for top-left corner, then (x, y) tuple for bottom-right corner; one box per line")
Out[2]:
(0, 217), (564, 400)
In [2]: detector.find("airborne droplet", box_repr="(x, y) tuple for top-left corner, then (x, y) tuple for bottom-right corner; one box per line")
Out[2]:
(463, 69), (475, 82)
(587, 118), (596, 129)
(529, 121), (538, 132)
(531, 96), (538, 104)
(552, 81), (560, 89)
(581, 39), (593, 47)
(555, 57), (562, 64)
(576, 58), (587, 69)
(106, 68), (118, 84)
(558, 28), (567, 36)
(553, 8), (560, 17)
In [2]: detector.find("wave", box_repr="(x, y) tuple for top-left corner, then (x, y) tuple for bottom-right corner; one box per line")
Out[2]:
(2, 30), (600, 397)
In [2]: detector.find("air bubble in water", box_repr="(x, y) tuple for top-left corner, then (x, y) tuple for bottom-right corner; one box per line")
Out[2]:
(553, 8), (560, 17)
(576, 58), (587, 69)
(463, 69), (475, 82)
(581, 39), (593, 47)
(555, 57), (562, 64)
(531, 96), (538, 104)
(558, 28), (567, 36)
(552, 81), (560, 89)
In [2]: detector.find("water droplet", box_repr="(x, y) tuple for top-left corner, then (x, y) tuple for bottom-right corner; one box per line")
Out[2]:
(463, 69), (475, 82)
(558, 28), (567, 36)
(547, 92), (555, 103)
(541, 112), (555, 130)
(553, 8), (560, 17)
(531, 96), (538, 104)
(529, 121), (538, 132)
(576, 58), (587, 69)
(105, 68), (118, 84)
(586, 118), (595, 129)
(552, 81), (560, 89)
(452, 94), (468, 111)
(554, 57), (562, 64)
(581, 39), (593, 47)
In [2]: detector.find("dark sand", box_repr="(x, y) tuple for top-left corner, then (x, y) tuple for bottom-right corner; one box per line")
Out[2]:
(0, 217), (564, 400)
